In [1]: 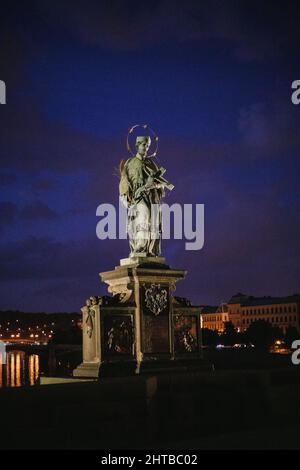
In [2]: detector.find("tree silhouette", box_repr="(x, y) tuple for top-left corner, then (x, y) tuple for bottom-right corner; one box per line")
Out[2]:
(285, 326), (299, 348)
(246, 320), (280, 350)
(221, 321), (238, 346)
(201, 328), (220, 347)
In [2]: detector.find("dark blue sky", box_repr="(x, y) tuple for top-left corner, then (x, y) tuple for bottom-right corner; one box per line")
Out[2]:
(0, 0), (299, 312)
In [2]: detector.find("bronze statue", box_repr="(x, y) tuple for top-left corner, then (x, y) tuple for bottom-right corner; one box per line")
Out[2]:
(119, 132), (173, 257)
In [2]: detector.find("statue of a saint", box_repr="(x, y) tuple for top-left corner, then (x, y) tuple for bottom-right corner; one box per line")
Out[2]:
(119, 135), (173, 257)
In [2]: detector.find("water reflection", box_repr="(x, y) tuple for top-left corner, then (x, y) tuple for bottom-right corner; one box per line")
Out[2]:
(0, 351), (39, 388)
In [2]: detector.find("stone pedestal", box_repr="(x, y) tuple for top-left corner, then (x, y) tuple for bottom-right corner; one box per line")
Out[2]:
(73, 258), (206, 378)
(73, 301), (101, 378)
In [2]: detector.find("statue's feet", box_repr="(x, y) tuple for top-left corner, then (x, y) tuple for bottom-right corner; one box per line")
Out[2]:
(129, 252), (148, 258)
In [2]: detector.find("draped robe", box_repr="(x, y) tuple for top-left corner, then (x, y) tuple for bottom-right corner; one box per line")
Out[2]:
(119, 155), (164, 256)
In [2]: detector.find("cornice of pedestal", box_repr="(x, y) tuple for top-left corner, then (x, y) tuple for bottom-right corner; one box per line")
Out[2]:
(100, 264), (187, 284)
(99, 257), (187, 300)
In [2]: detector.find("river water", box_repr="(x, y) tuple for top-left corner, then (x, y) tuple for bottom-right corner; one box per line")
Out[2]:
(0, 350), (39, 387)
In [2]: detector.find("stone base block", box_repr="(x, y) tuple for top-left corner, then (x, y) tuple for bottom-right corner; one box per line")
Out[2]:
(73, 362), (100, 378)
(120, 255), (167, 267)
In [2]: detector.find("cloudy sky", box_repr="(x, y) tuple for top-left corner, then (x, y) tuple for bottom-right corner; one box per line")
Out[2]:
(0, 0), (299, 312)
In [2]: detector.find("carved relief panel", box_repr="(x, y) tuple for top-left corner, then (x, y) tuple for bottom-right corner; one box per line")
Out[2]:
(141, 283), (170, 354)
(103, 315), (134, 356)
(174, 314), (198, 353)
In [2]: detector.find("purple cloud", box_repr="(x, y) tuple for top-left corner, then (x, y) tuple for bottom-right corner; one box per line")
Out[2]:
(36, 0), (300, 63)
(20, 201), (58, 220)
(0, 173), (17, 185)
(31, 178), (58, 192)
(0, 201), (18, 225)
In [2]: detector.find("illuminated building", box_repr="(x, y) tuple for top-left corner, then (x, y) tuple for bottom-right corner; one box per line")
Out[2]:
(201, 303), (229, 333)
(227, 293), (300, 334)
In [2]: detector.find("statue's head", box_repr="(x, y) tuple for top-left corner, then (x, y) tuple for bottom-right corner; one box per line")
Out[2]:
(136, 136), (151, 157)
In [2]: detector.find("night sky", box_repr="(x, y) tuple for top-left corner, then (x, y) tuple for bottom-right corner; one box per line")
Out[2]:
(0, 0), (299, 312)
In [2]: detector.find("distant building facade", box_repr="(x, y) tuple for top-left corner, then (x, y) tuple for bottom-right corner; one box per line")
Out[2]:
(201, 293), (300, 334)
(227, 293), (300, 334)
(201, 304), (229, 333)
